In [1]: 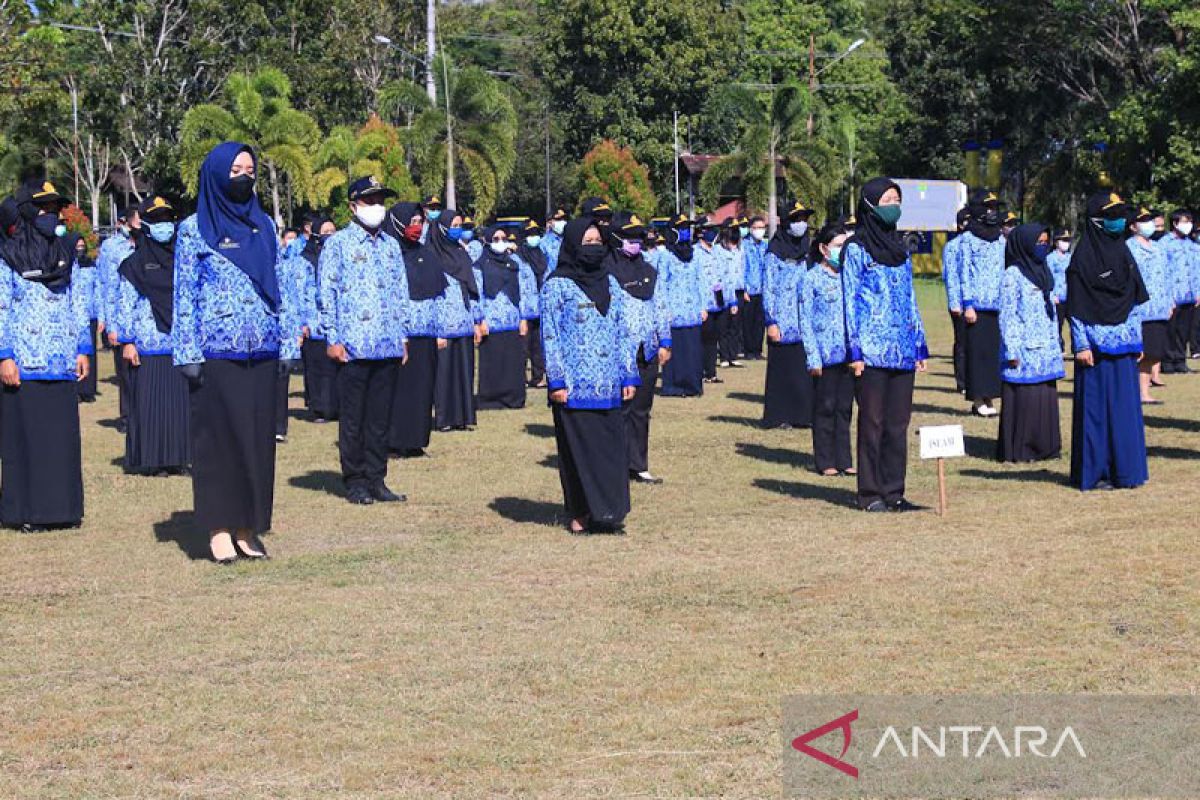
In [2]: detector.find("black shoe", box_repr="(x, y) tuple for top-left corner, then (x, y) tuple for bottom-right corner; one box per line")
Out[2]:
(400, 448), (427, 458)
(234, 533), (270, 560)
(369, 483), (406, 503)
(346, 486), (375, 505)
(863, 500), (889, 513)
(889, 498), (924, 513)
(630, 470), (664, 485)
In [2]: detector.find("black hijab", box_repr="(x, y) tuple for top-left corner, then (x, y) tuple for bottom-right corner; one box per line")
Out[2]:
(414, 206), (475, 307)
(478, 226), (520, 306)
(549, 217), (611, 315)
(383, 201), (424, 253)
(664, 225), (693, 263)
(118, 223), (176, 334)
(766, 218), (809, 262)
(1065, 192), (1149, 326)
(848, 177), (910, 268)
(1, 184), (75, 288)
(518, 224), (548, 288)
(604, 212), (656, 301)
(965, 189), (1002, 242)
(300, 215), (331, 268)
(1005, 223), (1054, 317)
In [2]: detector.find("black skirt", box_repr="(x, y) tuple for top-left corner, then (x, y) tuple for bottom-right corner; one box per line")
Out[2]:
(125, 354), (191, 472)
(1141, 319), (1168, 363)
(553, 404), (630, 526)
(77, 319), (98, 400)
(1, 380), (83, 527)
(965, 310), (1002, 400)
(435, 335), (476, 429)
(660, 325), (703, 397)
(302, 338), (339, 420)
(190, 358), (277, 534)
(477, 329), (527, 409)
(996, 380), (1061, 463)
(390, 335), (437, 451)
(763, 341), (814, 428)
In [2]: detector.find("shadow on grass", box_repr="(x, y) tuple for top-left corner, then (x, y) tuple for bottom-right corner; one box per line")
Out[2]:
(963, 434), (996, 459)
(919, 385), (966, 396)
(727, 391), (764, 404)
(911, 402), (963, 417)
(538, 453), (559, 470)
(288, 470), (344, 496)
(1144, 415), (1200, 434)
(153, 510), (210, 560)
(1146, 444), (1198, 460)
(959, 467), (1068, 485)
(489, 496), (561, 527)
(752, 478), (857, 509)
(95, 417), (125, 430)
(735, 442), (812, 470)
(525, 423), (555, 439)
(708, 414), (764, 428)
(289, 390), (305, 399)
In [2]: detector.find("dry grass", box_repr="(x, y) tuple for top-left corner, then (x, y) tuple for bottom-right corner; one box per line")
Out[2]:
(1, 279), (1197, 798)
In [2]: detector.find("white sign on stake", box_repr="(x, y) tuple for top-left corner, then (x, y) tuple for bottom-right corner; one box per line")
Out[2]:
(918, 425), (965, 517)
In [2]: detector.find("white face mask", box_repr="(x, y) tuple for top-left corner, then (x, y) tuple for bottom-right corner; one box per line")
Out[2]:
(355, 203), (386, 229)
(750, 227), (766, 241)
(552, 220), (566, 235)
(1136, 221), (1157, 238)
(1056, 240), (1070, 253)
(489, 241), (509, 255)
(1178, 222), (1194, 237)
(788, 221), (808, 238)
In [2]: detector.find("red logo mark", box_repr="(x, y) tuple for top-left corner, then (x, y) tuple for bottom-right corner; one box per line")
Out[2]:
(791, 709), (859, 779)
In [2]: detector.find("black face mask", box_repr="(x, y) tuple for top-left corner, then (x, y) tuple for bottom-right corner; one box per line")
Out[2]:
(228, 174), (255, 203)
(579, 244), (606, 267)
(982, 210), (1001, 227)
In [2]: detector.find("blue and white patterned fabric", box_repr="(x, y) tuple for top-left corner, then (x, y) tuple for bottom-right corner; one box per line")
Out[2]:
(464, 239), (483, 263)
(113, 271), (175, 357)
(96, 234), (134, 327)
(317, 223), (411, 361)
(696, 244), (733, 312)
(941, 233), (965, 311)
(658, 250), (707, 329)
(400, 276), (443, 340)
(613, 273), (672, 360)
(0, 260), (93, 381)
(742, 238), (768, 296)
(1069, 315), (1143, 357)
(1158, 233), (1197, 305)
(511, 251), (543, 320)
(540, 230), (564, 274)
(720, 244), (745, 305)
(762, 253), (806, 344)
(798, 264), (848, 371)
(278, 253), (318, 336)
(1046, 248), (1070, 303)
(998, 266), (1065, 383)
(435, 278), (482, 339)
(172, 214), (301, 365)
(842, 242), (929, 370)
(1127, 237), (1173, 323)
(959, 232), (1006, 312)
(472, 258), (538, 334)
(540, 275), (639, 409)
(75, 265), (99, 322)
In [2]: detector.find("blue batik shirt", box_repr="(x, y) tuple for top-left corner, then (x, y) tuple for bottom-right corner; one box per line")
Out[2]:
(317, 223), (412, 361)
(96, 234), (134, 327)
(435, 277), (482, 340)
(540, 230), (564, 274)
(0, 260), (93, 381)
(799, 263), (849, 371)
(742, 238), (768, 296)
(941, 234), (965, 311)
(998, 266), (1065, 384)
(959, 232), (1006, 312)
(278, 253), (318, 337)
(114, 271), (175, 356)
(1127, 237), (1173, 323)
(472, 256), (538, 334)
(540, 275), (639, 410)
(696, 244), (733, 313)
(658, 250), (707, 329)
(842, 242), (929, 370)
(762, 253), (806, 345)
(1046, 248), (1070, 303)
(1159, 233), (1197, 305)
(611, 266), (672, 360)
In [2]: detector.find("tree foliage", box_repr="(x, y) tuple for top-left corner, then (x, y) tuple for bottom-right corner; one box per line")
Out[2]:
(578, 140), (657, 220)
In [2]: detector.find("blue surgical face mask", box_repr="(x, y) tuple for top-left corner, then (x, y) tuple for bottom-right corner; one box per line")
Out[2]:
(445, 226), (464, 242)
(147, 221), (175, 243)
(1136, 221), (1156, 238)
(701, 228), (720, 243)
(427, 209), (442, 222)
(525, 235), (542, 248)
(739, 226), (750, 238)
(1033, 243), (1052, 260)
(460, 229), (474, 242)
(827, 245), (843, 267)
(1100, 217), (1127, 236)
(54, 224), (67, 238)
(676, 228), (692, 243)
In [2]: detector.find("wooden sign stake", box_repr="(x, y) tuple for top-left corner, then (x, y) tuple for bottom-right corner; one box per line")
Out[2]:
(937, 457), (947, 516)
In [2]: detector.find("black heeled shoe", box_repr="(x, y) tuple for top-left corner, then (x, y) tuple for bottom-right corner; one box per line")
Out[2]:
(233, 533), (270, 560)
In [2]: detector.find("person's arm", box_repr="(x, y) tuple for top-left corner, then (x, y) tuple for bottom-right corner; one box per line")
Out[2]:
(908, 258), (929, 364)
(172, 227), (203, 366)
(842, 245), (864, 365)
(945, 240), (963, 312)
(798, 270), (822, 374)
(998, 268), (1020, 365)
(0, 257), (14, 363)
(517, 259), (538, 321)
(762, 254), (779, 327)
(540, 282), (566, 398)
(276, 258), (302, 361)
(317, 237), (344, 359)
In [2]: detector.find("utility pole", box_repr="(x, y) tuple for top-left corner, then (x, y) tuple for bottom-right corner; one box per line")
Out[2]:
(673, 109), (680, 215)
(807, 34), (815, 137)
(69, 77), (80, 206)
(441, 45), (456, 209)
(545, 103), (551, 220)
(425, 0), (437, 103)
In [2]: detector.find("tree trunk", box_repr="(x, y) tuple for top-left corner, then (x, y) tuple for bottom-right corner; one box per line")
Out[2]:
(768, 126), (778, 236)
(445, 134), (457, 210)
(268, 161), (283, 228)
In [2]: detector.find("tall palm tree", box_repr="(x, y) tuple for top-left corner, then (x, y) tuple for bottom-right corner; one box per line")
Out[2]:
(699, 83), (842, 232)
(179, 67), (322, 225)
(313, 115), (417, 217)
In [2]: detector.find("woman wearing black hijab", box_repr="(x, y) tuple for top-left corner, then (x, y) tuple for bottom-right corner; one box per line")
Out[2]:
(514, 218), (549, 387)
(1066, 191), (1149, 491)
(658, 215), (707, 396)
(761, 200), (816, 429)
(72, 235), (101, 403)
(996, 223), (1065, 462)
(0, 179), (91, 532)
(384, 201), (445, 456)
(472, 224), (534, 410)
(958, 190), (1006, 416)
(542, 217), (639, 533)
(843, 178), (928, 512)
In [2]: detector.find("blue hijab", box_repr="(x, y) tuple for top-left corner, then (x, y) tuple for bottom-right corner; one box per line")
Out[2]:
(196, 142), (279, 311)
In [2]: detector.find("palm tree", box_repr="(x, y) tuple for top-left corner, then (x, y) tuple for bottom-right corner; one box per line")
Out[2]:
(698, 83), (842, 232)
(383, 53), (516, 219)
(313, 115), (417, 217)
(179, 67), (322, 225)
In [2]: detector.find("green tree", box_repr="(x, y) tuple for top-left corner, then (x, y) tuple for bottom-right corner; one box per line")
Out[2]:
(314, 115), (418, 221)
(179, 67), (323, 225)
(577, 140), (657, 219)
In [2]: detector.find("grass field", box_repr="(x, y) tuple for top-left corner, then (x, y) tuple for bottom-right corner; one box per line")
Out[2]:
(2, 279), (1197, 798)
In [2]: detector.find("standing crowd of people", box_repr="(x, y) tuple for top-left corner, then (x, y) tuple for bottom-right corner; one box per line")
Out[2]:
(0, 139), (1179, 559)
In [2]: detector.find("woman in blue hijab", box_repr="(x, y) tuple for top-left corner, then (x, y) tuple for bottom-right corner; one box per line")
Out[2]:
(173, 142), (302, 563)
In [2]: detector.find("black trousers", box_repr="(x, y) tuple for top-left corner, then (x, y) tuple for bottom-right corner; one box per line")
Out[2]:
(525, 318), (545, 385)
(854, 367), (915, 508)
(1190, 302), (1200, 356)
(337, 358), (399, 490)
(1164, 304), (1193, 371)
(623, 351), (660, 474)
(949, 311), (966, 392)
(741, 294), (765, 358)
(701, 309), (723, 378)
(718, 306), (741, 362)
(553, 404), (629, 525)
(275, 370), (290, 437)
(113, 346), (130, 422)
(813, 363), (855, 472)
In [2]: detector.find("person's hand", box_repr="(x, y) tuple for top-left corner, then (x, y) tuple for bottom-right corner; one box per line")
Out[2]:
(622, 385), (637, 401)
(964, 307), (978, 324)
(950, 308), (962, 317)
(549, 389), (568, 404)
(479, 321), (490, 337)
(401, 342), (409, 366)
(122, 343), (141, 367)
(731, 305), (739, 316)
(473, 325), (484, 345)
(97, 321), (105, 335)
(700, 310), (708, 322)
(302, 325), (310, 339)
(657, 347), (671, 366)
(436, 337), (448, 350)
(915, 359), (928, 373)
(809, 366), (822, 377)
(1137, 351), (1144, 364)
(850, 360), (865, 378)
(742, 291), (751, 303)
(106, 331), (119, 347)
(766, 325), (781, 343)
(1075, 349), (1095, 367)
(1007, 359), (1019, 368)
(519, 319), (529, 336)
(326, 343), (349, 363)
(179, 363), (204, 389)
(75, 354), (89, 382)
(0, 358), (20, 387)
